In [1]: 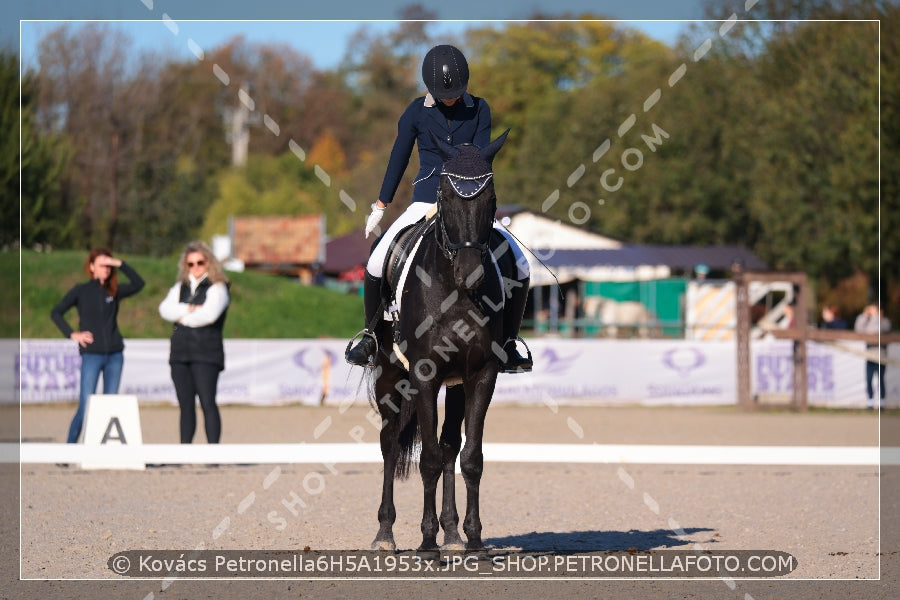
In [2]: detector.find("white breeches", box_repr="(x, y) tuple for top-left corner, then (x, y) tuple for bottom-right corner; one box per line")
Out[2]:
(366, 202), (530, 280)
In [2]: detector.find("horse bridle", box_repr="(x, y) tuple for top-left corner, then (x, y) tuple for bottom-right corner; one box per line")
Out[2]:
(435, 170), (495, 262)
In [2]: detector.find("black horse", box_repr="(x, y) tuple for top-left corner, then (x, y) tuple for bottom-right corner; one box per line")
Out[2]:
(370, 130), (510, 553)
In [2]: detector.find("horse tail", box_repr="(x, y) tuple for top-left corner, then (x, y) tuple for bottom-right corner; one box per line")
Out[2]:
(364, 364), (419, 480)
(394, 398), (420, 481)
(363, 367), (379, 414)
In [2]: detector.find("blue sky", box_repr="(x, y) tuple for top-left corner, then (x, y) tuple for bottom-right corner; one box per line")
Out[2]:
(7, 1), (709, 63)
(19, 19), (692, 72)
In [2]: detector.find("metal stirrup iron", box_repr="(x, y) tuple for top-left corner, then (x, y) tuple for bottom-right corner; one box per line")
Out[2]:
(501, 336), (533, 374)
(345, 329), (379, 366)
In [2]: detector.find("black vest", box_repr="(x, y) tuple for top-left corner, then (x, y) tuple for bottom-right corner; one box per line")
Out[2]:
(168, 279), (228, 369)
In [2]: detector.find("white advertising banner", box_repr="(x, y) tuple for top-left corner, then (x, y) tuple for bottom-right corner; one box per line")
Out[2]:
(487, 340), (736, 406)
(13, 338), (899, 407)
(18, 339), (351, 406)
(751, 339), (858, 407)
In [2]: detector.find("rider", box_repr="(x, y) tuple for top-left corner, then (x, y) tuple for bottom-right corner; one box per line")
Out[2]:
(345, 44), (532, 373)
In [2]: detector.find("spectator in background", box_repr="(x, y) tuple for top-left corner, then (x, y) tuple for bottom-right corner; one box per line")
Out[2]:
(782, 302), (795, 329)
(854, 303), (891, 409)
(158, 241), (230, 443)
(51, 248), (145, 443)
(693, 263), (709, 281)
(820, 305), (848, 330)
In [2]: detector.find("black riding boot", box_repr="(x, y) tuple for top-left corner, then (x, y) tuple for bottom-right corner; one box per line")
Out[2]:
(345, 272), (383, 367)
(500, 277), (533, 373)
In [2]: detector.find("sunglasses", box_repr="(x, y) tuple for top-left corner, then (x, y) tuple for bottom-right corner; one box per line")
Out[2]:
(187, 260), (206, 267)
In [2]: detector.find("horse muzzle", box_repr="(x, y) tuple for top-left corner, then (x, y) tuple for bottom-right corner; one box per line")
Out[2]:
(453, 247), (486, 290)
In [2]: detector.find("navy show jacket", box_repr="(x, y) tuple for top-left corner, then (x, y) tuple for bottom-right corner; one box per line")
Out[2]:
(378, 92), (492, 205)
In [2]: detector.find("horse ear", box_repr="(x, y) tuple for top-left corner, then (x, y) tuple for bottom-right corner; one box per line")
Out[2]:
(480, 128), (510, 164)
(429, 130), (460, 160)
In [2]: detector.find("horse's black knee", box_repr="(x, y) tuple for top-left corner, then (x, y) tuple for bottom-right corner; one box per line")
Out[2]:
(459, 447), (484, 482)
(419, 445), (443, 480)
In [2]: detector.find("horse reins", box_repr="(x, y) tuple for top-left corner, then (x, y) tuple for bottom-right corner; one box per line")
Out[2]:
(493, 216), (564, 301)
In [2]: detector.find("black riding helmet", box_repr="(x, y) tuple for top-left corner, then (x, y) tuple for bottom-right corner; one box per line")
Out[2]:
(422, 44), (469, 100)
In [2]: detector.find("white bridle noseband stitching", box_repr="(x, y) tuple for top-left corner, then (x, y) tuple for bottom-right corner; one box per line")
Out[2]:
(442, 171), (494, 198)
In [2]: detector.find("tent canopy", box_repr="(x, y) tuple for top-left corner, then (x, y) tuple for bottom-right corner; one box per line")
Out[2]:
(323, 206), (768, 285)
(528, 244), (767, 286)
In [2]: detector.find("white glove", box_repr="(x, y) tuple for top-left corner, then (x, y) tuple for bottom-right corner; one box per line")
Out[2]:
(365, 202), (385, 239)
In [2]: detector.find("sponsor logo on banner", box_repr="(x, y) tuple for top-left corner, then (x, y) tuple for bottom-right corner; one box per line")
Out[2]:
(661, 347), (706, 377)
(538, 347), (581, 375)
(648, 346), (723, 399)
(278, 345), (334, 400)
(756, 352), (836, 396)
(18, 343), (81, 402)
(492, 344), (619, 401)
(293, 347), (338, 375)
(807, 355), (836, 394)
(121, 383), (177, 398)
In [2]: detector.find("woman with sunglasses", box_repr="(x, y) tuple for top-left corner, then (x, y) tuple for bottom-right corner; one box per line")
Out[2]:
(51, 248), (145, 443)
(158, 241), (230, 443)
(345, 44), (532, 373)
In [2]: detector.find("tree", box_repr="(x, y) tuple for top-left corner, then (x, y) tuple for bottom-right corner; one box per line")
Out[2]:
(3, 51), (73, 248)
(333, 15), (442, 221)
(22, 13), (895, 326)
(879, 2), (900, 314)
(113, 51), (231, 255)
(32, 23), (144, 250)
(308, 129), (348, 177)
(697, 0), (893, 317)
(462, 20), (676, 219)
(199, 152), (358, 244)
(0, 51), (18, 246)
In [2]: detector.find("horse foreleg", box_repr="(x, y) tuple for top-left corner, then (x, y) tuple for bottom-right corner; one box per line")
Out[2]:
(439, 384), (465, 550)
(371, 416), (398, 551)
(414, 380), (442, 552)
(372, 368), (402, 552)
(459, 367), (498, 552)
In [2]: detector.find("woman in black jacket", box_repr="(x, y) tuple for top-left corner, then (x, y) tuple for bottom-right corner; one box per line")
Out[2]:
(158, 241), (230, 443)
(51, 248), (145, 443)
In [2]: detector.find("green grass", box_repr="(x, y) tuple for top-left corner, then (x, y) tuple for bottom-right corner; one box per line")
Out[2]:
(7, 249), (363, 339)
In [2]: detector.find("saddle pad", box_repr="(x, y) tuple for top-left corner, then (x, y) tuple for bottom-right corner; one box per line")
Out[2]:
(386, 232), (505, 321)
(388, 230), (504, 376)
(384, 234), (425, 321)
(385, 217), (433, 294)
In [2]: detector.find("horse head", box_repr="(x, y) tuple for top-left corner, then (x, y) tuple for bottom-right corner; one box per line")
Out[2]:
(431, 129), (509, 290)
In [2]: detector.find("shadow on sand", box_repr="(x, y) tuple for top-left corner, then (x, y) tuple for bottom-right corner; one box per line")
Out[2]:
(486, 527), (716, 553)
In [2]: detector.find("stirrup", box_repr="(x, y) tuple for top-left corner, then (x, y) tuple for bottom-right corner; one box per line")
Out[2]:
(501, 336), (533, 374)
(345, 329), (379, 367)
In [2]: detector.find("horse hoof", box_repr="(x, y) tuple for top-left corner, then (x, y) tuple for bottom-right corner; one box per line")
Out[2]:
(466, 542), (486, 554)
(371, 539), (396, 552)
(416, 547), (441, 561)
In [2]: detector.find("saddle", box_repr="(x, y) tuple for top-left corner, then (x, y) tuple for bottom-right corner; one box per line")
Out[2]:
(383, 215), (436, 300)
(380, 216), (513, 322)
